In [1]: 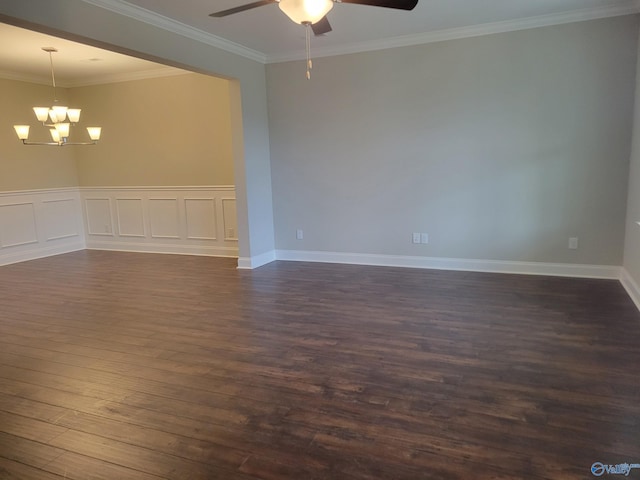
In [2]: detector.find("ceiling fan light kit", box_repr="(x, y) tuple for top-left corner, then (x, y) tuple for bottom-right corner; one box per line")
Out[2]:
(278, 0), (334, 25)
(13, 47), (102, 146)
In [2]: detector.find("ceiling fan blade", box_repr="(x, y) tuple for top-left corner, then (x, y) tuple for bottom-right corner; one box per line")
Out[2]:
(338, 0), (418, 10)
(312, 16), (332, 36)
(210, 0), (277, 17)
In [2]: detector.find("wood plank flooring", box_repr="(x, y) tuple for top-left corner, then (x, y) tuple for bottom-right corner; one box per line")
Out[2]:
(0, 250), (639, 479)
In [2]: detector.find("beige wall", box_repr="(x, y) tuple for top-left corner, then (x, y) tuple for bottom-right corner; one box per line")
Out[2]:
(0, 78), (78, 191)
(71, 73), (235, 187)
(1, 73), (234, 192)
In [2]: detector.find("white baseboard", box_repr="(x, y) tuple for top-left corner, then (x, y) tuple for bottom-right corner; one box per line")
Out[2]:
(0, 242), (85, 267)
(275, 249), (622, 279)
(621, 268), (640, 311)
(237, 250), (277, 269)
(86, 240), (237, 257)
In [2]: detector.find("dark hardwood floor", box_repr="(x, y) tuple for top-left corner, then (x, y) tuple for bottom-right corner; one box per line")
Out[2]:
(0, 250), (639, 479)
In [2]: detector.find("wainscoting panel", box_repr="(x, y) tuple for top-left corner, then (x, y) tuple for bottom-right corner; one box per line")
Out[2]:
(185, 198), (217, 240)
(149, 198), (180, 239)
(116, 198), (145, 237)
(81, 186), (237, 257)
(84, 198), (114, 236)
(43, 198), (79, 241)
(0, 189), (85, 266)
(0, 202), (37, 248)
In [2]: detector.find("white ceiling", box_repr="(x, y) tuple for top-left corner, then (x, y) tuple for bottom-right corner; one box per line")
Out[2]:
(0, 0), (638, 84)
(0, 23), (186, 87)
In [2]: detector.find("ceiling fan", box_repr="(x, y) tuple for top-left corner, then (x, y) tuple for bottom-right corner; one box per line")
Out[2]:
(210, 0), (419, 36)
(211, 0), (418, 78)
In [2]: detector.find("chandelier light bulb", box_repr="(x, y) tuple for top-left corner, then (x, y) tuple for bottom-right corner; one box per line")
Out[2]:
(33, 107), (50, 122)
(52, 105), (68, 121)
(13, 125), (30, 140)
(67, 109), (81, 123)
(87, 127), (102, 141)
(54, 122), (70, 139)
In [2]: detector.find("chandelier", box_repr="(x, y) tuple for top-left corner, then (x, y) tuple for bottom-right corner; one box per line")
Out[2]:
(13, 47), (102, 146)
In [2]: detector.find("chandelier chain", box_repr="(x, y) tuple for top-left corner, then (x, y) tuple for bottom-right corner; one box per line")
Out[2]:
(46, 49), (59, 103)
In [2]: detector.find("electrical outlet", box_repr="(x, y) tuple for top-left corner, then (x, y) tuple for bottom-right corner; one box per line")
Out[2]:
(421, 233), (429, 244)
(412, 232), (421, 244)
(568, 237), (578, 249)
(296, 229), (304, 240)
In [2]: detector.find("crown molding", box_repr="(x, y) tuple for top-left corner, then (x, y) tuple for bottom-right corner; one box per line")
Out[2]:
(64, 66), (189, 87)
(267, 0), (640, 63)
(0, 65), (190, 87)
(79, 0), (267, 64)
(0, 69), (52, 86)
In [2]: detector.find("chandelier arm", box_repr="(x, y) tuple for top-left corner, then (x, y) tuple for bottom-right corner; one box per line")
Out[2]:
(20, 140), (62, 146)
(20, 140), (98, 146)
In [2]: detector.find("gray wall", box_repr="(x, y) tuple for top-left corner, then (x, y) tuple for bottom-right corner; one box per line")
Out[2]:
(267, 16), (638, 265)
(624, 25), (640, 287)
